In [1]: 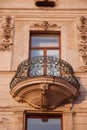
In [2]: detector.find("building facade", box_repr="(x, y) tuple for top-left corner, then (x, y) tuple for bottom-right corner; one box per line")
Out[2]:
(0, 0), (87, 130)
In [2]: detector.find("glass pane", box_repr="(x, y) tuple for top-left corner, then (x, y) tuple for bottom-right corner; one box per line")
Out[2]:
(31, 50), (43, 58)
(27, 118), (61, 130)
(47, 50), (60, 76)
(47, 50), (59, 58)
(31, 36), (59, 47)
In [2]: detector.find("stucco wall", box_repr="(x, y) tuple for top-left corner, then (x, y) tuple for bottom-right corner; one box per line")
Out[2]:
(0, 0), (87, 130)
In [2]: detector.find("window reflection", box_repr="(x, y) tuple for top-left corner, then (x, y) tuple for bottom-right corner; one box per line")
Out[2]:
(30, 33), (60, 59)
(31, 50), (43, 58)
(31, 36), (59, 47)
(47, 50), (59, 57)
(27, 118), (61, 130)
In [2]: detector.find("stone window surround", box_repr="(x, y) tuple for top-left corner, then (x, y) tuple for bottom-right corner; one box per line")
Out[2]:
(11, 20), (67, 71)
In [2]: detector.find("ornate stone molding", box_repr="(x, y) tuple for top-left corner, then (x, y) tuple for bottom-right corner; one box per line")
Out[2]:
(10, 76), (79, 111)
(77, 16), (87, 70)
(79, 44), (87, 66)
(14, 96), (24, 103)
(0, 16), (14, 51)
(40, 83), (49, 110)
(30, 83), (49, 111)
(34, 21), (59, 30)
(77, 16), (87, 44)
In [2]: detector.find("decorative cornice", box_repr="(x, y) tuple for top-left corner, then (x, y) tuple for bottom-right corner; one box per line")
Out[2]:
(0, 16), (14, 51)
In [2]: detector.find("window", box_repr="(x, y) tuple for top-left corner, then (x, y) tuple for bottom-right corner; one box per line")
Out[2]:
(30, 32), (61, 58)
(25, 114), (62, 130)
(29, 32), (61, 77)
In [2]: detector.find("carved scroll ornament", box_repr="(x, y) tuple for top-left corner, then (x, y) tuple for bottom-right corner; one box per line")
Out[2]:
(0, 16), (14, 51)
(34, 21), (58, 30)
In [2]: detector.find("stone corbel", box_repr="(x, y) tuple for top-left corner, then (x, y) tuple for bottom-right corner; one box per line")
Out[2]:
(0, 16), (14, 51)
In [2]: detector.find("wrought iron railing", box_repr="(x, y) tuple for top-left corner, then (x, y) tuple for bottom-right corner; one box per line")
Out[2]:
(10, 56), (80, 89)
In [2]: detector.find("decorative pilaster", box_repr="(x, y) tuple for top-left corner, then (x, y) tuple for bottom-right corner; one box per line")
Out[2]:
(0, 16), (14, 51)
(63, 112), (74, 130)
(77, 16), (87, 71)
(14, 111), (24, 130)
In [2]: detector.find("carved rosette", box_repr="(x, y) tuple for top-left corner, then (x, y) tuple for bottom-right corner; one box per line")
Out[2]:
(77, 16), (87, 70)
(0, 16), (14, 51)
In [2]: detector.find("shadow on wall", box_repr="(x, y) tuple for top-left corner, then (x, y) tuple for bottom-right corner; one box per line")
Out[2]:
(73, 77), (87, 108)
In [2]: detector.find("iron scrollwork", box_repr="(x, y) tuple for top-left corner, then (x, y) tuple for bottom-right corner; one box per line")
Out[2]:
(10, 56), (79, 89)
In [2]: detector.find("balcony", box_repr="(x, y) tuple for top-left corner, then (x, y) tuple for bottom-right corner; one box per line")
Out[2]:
(10, 56), (80, 110)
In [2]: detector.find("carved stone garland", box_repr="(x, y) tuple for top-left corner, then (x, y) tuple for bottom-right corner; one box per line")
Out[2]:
(0, 16), (14, 51)
(77, 16), (87, 70)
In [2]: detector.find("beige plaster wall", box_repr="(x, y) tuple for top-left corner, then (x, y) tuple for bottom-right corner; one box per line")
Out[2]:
(0, 0), (87, 130)
(0, 0), (87, 9)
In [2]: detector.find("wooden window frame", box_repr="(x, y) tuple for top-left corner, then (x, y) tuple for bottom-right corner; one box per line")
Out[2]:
(29, 31), (61, 59)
